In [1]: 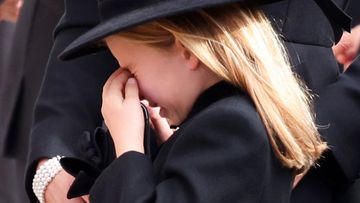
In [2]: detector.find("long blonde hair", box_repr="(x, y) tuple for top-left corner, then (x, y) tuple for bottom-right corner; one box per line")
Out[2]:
(118, 3), (327, 171)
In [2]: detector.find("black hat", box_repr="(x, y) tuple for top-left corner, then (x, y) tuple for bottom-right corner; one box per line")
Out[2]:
(60, 0), (351, 60)
(60, 0), (293, 60)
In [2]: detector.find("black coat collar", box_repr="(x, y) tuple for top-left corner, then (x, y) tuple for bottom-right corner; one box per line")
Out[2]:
(176, 81), (242, 128)
(152, 81), (243, 161)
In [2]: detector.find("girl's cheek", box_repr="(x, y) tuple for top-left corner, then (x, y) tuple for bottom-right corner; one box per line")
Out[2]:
(137, 84), (147, 100)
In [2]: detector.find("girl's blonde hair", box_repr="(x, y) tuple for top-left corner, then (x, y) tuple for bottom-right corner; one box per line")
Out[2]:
(118, 3), (327, 171)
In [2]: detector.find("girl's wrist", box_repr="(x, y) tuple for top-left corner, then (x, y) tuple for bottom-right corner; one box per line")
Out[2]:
(114, 142), (144, 157)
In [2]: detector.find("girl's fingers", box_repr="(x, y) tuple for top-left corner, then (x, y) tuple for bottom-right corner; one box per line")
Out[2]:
(103, 67), (122, 91)
(125, 78), (140, 101)
(141, 101), (172, 143)
(103, 68), (130, 92)
(147, 106), (173, 143)
(141, 100), (156, 129)
(110, 71), (132, 95)
(152, 117), (173, 143)
(104, 70), (132, 101)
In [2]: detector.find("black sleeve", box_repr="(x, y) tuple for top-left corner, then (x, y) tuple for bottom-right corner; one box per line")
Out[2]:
(25, 0), (118, 201)
(346, 0), (360, 27)
(315, 57), (360, 183)
(89, 104), (292, 203)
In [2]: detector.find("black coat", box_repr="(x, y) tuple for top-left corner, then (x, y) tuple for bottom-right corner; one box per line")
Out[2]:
(290, 1), (360, 202)
(25, 0), (118, 202)
(89, 82), (293, 203)
(25, 0), (359, 202)
(0, 20), (18, 203)
(0, 0), (64, 159)
(291, 57), (360, 203)
(346, 0), (360, 27)
(0, 22), (15, 78)
(0, 0), (63, 202)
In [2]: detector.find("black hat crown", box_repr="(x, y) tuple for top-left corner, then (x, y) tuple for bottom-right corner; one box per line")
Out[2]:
(60, 0), (351, 60)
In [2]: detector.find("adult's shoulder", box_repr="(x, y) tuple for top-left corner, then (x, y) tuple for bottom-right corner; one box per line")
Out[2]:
(54, 0), (100, 37)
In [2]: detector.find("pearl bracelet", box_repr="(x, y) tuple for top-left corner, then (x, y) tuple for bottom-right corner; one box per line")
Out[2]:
(32, 155), (64, 203)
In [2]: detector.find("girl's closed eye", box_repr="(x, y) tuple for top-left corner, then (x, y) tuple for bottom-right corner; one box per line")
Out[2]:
(123, 65), (136, 77)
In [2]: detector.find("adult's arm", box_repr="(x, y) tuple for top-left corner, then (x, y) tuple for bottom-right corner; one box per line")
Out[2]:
(25, 0), (117, 202)
(315, 57), (360, 183)
(346, 0), (360, 27)
(332, 0), (360, 69)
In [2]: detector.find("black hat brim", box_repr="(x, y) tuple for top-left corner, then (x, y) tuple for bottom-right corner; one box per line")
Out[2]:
(60, 0), (282, 60)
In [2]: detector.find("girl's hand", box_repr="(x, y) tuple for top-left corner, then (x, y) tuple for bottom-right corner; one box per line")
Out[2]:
(101, 69), (145, 157)
(142, 101), (173, 144)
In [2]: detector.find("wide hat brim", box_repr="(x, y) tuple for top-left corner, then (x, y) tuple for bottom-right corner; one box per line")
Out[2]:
(60, 0), (283, 60)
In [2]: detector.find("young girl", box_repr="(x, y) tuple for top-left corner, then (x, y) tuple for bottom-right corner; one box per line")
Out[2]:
(61, 1), (327, 202)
